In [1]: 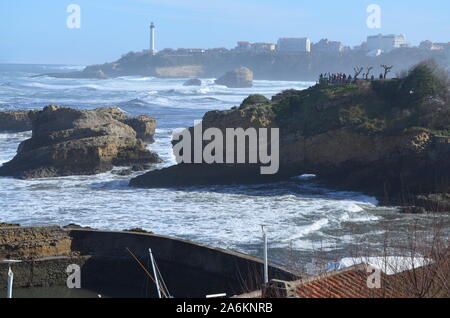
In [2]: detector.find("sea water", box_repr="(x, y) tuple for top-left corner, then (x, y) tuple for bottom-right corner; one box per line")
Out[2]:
(0, 64), (448, 269)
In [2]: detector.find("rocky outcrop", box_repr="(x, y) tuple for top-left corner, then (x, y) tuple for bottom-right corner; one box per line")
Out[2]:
(414, 193), (450, 213)
(0, 225), (72, 259)
(129, 163), (292, 188)
(121, 115), (156, 143)
(131, 64), (450, 212)
(183, 78), (202, 86)
(0, 106), (161, 179)
(215, 67), (253, 88)
(0, 110), (37, 132)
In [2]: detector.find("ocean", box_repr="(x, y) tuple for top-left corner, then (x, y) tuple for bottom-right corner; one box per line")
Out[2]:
(0, 64), (448, 269)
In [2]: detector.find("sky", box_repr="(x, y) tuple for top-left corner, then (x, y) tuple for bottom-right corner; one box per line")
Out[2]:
(0, 0), (449, 65)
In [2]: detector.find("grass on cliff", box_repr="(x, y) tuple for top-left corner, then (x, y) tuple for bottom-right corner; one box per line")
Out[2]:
(237, 61), (450, 137)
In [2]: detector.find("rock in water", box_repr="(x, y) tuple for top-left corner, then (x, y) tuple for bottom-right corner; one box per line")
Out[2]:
(0, 110), (37, 132)
(215, 67), (253, 88)
(183, 78), (202, 86)
(130, 63), (450, 209)
(0, 105), (161, 179)
(121, 115), (156, 143)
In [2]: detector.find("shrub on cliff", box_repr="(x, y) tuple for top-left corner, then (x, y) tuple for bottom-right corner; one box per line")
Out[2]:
(373, 60), (449, 108)
(240, 94), (270, 108)
(400, 60), (449, 104)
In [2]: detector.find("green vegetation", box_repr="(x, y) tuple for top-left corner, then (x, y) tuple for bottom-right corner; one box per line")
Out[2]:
(240, 94), (270, 108)
(372, 60), (449, 108)
(241, 61), (450, 137)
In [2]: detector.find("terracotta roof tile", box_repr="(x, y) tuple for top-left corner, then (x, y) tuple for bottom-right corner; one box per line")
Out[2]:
(295, 265), (400, 298)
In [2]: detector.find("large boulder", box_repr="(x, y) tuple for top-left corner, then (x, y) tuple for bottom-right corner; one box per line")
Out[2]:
(183, 78), (202, 86)
(94, 108), (156, 143)
(0, 105), (161, 179)
(215, 67), (253, 88)
(121, 115), (156, 143)
(0, 110), (37, 132)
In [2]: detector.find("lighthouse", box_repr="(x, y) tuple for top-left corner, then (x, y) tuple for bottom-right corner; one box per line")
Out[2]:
(150, 22), (156, 55)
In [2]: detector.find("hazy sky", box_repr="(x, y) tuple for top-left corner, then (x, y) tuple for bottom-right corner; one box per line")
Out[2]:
(1, 0), (449, 65)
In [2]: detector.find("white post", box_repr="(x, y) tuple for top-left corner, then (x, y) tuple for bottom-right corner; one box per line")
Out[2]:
(149, 248), (161, 298)
(7, 266), (13, 299)
(261, 225), (268, 284)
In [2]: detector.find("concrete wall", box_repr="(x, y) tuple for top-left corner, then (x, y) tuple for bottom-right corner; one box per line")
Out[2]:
(0, 227), (296, 298)
(69, 229), (296, 298)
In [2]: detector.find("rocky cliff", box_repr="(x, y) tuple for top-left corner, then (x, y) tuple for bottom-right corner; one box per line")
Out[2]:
(131, 62), (450, 211)
(0, 106), (161, 179)
(0, 110), (37, 132)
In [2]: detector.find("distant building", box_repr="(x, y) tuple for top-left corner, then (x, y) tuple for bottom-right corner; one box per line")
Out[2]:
(251, 42), (276, 52)
(206, 47), (230, 54)
(157, 48), (205, 56)
(236, 41), (251, 51)
(419, 40), (450, 51)
(235, 41), (275, 53)
(313, 39), (344, 53)
(353, 41), (368, 52)
(277, 38), (311, 53)
(157, 48), (174, 56)
(366, 34), (407, 54)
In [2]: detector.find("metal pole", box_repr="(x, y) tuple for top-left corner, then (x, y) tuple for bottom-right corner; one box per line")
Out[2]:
(149, 248), (162, 298)
(7, 266), (13, 299)
(261, 225), (268, 284)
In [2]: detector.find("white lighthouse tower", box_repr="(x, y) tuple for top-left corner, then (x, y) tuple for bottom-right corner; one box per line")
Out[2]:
(150, 22), (156, 55)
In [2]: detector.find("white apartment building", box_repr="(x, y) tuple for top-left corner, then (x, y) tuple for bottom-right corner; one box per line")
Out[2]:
(314, 39), (344, 53)
(277, 38), (311, 52)
(251, 42), (276, 52)
(235, 41), (276, 52)
(366, 34), (407, 53)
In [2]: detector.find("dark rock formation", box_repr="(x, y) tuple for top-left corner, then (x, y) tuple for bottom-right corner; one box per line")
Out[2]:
(399, 206), (428, 214)
(129, 164), (292, 188)
(0, 110), (37, 132)
(131, 164), (152, 171)
(215, 67), (253, 88)
(0, 222), (20, 228)
(113, 169), (133, 176)
(183, 78), (202, 86)
(63, 223), (93, 230)
(0, 106), (161, 179)
(415, 193), (450, 213)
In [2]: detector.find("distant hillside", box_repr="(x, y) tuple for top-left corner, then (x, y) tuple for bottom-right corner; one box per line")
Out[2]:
(49, 47), (450, 81)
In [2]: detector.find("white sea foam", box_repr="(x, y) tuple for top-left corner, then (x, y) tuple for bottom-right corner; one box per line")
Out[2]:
(1, 68), (447, 265)
(283, 219), (329, 242)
